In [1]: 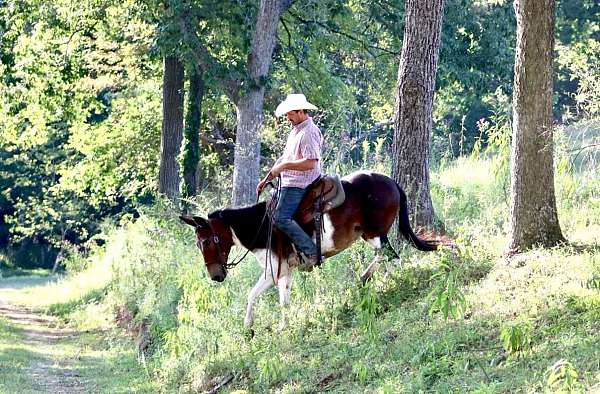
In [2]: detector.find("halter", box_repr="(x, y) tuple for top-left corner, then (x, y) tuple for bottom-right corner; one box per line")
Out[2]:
(200, 219), (229, 271)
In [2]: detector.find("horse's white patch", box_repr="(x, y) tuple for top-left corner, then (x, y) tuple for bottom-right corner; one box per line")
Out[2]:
(318, 213), (336, 253)
(252, 249), (275, 272)
(230, 227), (243, 248)
(243, 248), (294, 328)
(366, 236), (382, 249)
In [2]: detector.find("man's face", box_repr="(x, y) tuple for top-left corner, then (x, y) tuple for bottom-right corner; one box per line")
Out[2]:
(285, 110), (307, 125)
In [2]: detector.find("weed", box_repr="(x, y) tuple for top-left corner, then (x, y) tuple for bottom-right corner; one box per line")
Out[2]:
(500, 320), (533, 357)
(352, 360), (369, 385)
(427, 252), (467, 320)
(545, 359), (584, 393)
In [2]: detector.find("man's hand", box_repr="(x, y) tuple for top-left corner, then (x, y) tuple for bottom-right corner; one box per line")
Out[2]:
(256, 172), (273, 196)
(270, 163), (285, 177)
(256, 179), (268, 196)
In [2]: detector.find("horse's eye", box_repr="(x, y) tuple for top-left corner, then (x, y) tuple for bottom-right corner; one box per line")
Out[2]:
(213, 236), (219, 244)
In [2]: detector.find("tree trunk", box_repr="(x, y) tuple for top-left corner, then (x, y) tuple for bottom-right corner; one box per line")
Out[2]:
(391, 0), (445, 231)
(181, 69), (204, 203)
(231, 0), (292, 206)
(158, 56), (184, 203)
(507, 0), (565, 252)
(232, 90), (265, 206)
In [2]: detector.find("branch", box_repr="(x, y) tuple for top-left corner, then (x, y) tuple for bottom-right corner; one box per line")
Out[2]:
(199, 134), (234, 149)
(177, 12), (241, 103)
(569, 142), (600, 167)
(568, 143), (600, 154)
(288, 10), (398, 57)
(206, 373), (234, 394)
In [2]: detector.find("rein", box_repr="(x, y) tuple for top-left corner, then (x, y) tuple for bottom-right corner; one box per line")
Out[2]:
(208, 180), (276, 270)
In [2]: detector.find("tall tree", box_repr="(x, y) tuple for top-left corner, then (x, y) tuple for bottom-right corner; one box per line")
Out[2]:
(507, 0), (565, 252)
(391, 0), (445, 230)
(230, 0), (292, 206)
(178, 0), (292, 206)
(181, 69), (204, 202)
(158, 56), (185, 202)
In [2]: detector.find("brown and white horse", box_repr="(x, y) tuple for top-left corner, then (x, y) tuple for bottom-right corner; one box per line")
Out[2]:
(180, 171), (436, 327)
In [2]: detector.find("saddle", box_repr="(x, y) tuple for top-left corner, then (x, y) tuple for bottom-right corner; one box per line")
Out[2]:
(294, 174), (345, 224)
(266, 174), (345, 268)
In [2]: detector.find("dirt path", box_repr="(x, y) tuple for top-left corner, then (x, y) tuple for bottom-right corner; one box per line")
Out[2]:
(0, 300), (86, 393)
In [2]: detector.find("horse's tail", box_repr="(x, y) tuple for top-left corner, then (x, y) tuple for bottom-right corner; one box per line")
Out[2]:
(396, 183), (438, 252)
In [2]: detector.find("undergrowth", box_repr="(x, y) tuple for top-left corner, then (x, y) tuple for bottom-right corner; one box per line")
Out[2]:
(30, 120), (600, 392)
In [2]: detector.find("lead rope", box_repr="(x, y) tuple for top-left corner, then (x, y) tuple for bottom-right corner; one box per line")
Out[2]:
(264, 178), (281, 282)
(314, 188), (324, 267)
(224, 181), (274, 270)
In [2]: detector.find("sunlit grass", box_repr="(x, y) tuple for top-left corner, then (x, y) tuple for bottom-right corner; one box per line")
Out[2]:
(0, 315), (156, 393)
(3, 152), (599, 392)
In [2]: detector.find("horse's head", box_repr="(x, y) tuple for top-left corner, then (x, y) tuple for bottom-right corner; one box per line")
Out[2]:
(180, 214), (234, 282)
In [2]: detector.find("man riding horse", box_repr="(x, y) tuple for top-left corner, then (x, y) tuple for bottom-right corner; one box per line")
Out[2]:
(180, 95), (438, 328)
(256, 94), (323, 269)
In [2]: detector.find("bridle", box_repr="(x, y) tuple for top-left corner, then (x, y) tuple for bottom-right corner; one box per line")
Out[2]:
(199, 182), (275, 272)
(197, 221), (229, 272)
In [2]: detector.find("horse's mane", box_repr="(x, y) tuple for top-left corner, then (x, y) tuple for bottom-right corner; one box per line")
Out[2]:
(208, 202), (270, 249)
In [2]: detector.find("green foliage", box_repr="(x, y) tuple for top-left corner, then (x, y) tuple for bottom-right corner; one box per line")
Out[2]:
(545, 359), (584, 393)
(355, 283), (382, 337)
(427, 251), (467, 320)
(556, 38), (600, 118)
(500, 319), (533, 357)
(34, 151), (599, 392)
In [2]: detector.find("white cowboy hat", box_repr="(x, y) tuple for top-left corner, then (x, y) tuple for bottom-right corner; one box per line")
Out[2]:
(275, 93), (318, 117)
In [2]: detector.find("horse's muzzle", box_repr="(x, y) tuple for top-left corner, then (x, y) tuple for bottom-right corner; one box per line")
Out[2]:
(211, 273), (226, 282)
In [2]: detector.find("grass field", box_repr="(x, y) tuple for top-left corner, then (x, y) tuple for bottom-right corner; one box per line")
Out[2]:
(1, 148), (599, 392)
(0, 275), (157, 393)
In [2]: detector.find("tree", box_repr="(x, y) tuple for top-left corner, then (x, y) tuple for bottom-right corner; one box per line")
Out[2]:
(158, 56), (185, 202)
(178, 0), (292, 206)
(507, 0), (565, 252)
(181, 69), (204, 202)
(391, 0), (445, 231)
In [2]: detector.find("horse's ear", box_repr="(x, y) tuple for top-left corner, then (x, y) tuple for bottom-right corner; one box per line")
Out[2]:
(192, 216), (210, 228)
(179, 215), (198, 227)
(180, 215), (210, 228)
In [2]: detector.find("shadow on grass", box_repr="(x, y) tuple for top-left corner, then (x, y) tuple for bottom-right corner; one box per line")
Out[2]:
(564, 242), (600, 255)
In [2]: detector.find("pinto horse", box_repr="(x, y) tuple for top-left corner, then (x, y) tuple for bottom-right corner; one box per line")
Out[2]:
(180, 171), (436, 327)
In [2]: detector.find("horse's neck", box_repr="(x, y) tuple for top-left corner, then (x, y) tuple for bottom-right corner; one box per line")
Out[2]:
(222, 202), (268, 250)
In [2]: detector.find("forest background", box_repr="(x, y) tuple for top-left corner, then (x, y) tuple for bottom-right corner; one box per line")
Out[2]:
(1, 0), (599, 392)
(1, 0), (597, 268)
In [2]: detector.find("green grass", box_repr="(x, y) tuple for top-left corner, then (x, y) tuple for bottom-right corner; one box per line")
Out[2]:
(98, 212), (599, 392)
(4, 148), (599, 392)
(0, 275), (157, 393)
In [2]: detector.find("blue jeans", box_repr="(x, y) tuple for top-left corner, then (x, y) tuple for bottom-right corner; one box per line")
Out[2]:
(273, 187), (317, 257)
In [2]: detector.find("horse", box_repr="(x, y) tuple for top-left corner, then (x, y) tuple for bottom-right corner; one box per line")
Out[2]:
(180, 170), (437, 328)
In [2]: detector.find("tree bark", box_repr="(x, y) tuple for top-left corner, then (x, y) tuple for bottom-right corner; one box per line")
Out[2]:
(507, 0), (565, 252)
(391, 0), (444, 231)
(181, 69), (204, 202)
(158, 56), (184, 203)
(230, 0), (292, 206)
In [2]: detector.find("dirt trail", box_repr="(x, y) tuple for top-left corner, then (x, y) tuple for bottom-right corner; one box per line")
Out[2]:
(0, 300), (86, 393)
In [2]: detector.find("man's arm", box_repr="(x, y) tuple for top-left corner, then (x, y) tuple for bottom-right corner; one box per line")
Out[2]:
(270, 158), (317, 176)
(255, 158), (317, 196)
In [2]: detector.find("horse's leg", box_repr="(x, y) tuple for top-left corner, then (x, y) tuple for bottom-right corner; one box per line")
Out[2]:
(360, 254), (382, 284)
(277, 262), (292, 307)
(244, 273), (274, 328)
(277, 262), (293, 330)
(360, 235), (400, 284)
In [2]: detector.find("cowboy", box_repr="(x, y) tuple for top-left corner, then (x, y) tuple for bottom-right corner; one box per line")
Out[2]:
(256, 94), (323, 268)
